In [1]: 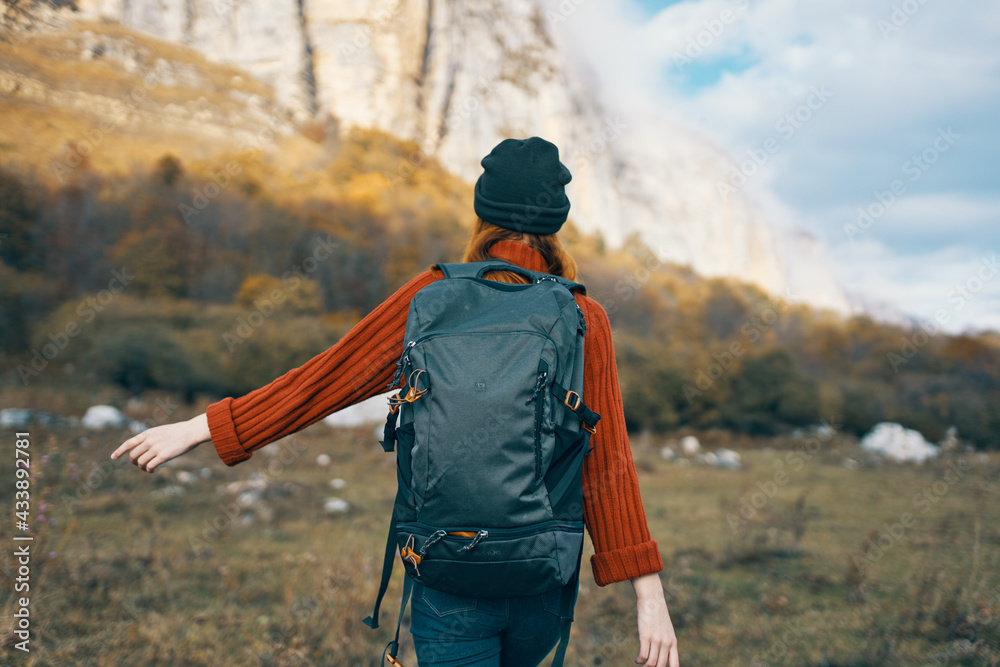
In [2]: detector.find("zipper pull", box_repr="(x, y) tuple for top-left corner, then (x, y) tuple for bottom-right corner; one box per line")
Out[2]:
(525, 370), (547, 406)
(525, 359), (549, 406)
(577, 305), (587, 334)
(389, 341), (416, 389)
(419, 529), (447, 557)
(457, 530), (488, 554)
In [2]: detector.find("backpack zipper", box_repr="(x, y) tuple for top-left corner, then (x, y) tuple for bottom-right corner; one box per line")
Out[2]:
(401, 519), (583, 543)
(526, 359), (549, 482)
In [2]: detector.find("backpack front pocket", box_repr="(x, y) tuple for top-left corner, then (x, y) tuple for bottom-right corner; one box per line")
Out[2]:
(406, 331), (558, 527)
(396, 520), (583, 599)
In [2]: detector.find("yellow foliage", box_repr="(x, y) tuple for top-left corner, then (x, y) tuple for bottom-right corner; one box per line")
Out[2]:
(237, 273), (322, 315)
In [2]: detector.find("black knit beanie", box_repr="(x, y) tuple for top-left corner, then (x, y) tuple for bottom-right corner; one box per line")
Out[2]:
(473, 137), (572, 235)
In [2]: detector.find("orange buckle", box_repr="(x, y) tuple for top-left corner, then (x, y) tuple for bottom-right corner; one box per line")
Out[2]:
(400, 535), (421, 575)
(582, 421), (597, 435)
(564, 391), (581, 411)
(385, 649), (405, 666)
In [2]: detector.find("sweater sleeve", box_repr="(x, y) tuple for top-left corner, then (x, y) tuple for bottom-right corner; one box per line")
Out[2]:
(577, 294), (665, 585)
(206, 269), (441, 466)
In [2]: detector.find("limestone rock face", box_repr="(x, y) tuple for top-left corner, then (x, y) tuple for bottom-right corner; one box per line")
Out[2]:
(67, 0), (848, 311)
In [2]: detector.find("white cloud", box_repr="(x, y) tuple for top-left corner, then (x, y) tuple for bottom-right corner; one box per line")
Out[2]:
(548, 0), (1000, 332)
(828, 240), (1000, 334)
(835, 193), (1000, 240)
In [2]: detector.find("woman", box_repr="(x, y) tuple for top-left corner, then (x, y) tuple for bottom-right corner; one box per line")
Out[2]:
(112, 137), (680, 667)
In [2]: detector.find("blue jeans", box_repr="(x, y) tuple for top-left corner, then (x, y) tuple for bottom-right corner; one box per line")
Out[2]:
(409, 582), (564, 666)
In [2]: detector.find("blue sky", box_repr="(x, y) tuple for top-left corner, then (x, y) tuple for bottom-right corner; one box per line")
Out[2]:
(553, 0), (1000, 333)
(633, 0), (685, 14)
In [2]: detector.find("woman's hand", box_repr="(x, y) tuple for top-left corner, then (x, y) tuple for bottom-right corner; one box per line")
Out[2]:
(110, 413), (211, 472)
(632, 572), (680, 667)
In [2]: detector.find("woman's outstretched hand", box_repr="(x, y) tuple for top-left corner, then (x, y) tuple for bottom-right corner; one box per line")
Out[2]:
(632, 572), (680, 667)
(110, 413), (211, 473)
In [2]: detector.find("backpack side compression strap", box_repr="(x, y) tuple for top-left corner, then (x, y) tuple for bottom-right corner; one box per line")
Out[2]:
(363, 509), (399, 630)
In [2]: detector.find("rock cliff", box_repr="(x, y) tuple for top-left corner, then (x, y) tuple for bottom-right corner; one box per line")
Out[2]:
(41, 0), (849, 311)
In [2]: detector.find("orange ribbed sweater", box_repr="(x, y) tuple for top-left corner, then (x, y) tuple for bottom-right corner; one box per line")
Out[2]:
(206, 240), (663, 586)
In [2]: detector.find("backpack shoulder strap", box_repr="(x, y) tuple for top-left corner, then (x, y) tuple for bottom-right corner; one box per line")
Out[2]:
(435, 259), (586, 295)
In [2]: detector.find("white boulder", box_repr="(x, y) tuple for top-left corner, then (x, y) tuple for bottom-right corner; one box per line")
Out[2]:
(861, 423), (939, 463)
(715, 448), (742, 469)
(0, 408), (32, 427)
(176, 470), (197, 484)
(237, 490), (261, 508)
(680, 435), (700, 456)
(324, 394), (391, 427)
(82, 405), (126, 429)
(324, 497), (350, 514)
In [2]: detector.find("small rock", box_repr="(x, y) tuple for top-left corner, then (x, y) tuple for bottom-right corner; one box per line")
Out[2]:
(815, 423), (835, 440)
(128, 420), (149, 435)
(680, 435), (700, 456)
(324, 497), (350, 514)
(843, 458), (859, 470)
(939, 426), (959, 451)
(715, 448), (742, 469)
(225, 477), (268, 495)
(659, 445), (677, 461)
(255, 502), (275, 522)
(237, 490), (261, 508)
(317, 454), (331, 466)
(151, 485), (185, 498)
(329, 478), (347, 490)
(176, 471), (197, 484)
(0, 408), (32, 427)
(82, 405), (126, 429)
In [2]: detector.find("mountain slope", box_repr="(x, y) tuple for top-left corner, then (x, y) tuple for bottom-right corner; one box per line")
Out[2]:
(19, 0), (849, 311)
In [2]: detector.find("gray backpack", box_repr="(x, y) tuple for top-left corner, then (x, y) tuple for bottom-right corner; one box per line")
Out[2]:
(364, 259), (601, 666)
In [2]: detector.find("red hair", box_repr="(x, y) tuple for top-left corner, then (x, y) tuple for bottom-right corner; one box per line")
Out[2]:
(460, 218), (578, 284)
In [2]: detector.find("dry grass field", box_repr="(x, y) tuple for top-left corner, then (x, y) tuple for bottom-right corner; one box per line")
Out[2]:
(2, 401), (998, 666)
